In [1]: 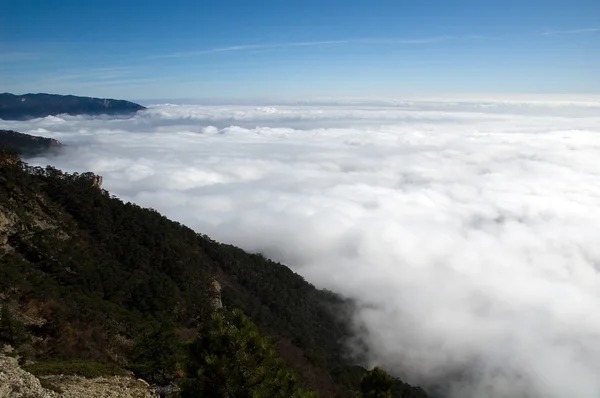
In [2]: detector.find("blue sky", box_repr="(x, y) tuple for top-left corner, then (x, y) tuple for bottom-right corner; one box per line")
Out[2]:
(1, 0), (599, 100)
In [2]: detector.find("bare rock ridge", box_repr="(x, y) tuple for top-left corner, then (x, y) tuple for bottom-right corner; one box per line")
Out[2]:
(211, 280), (223, 310)
(91, 175), (103, 189)
(0, 93), (146, 120)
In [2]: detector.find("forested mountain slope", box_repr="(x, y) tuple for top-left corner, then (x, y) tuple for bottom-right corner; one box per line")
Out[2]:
(0, 93), (145, 120)
(0, 129), (62, 156)
(0, 146), (429, 397)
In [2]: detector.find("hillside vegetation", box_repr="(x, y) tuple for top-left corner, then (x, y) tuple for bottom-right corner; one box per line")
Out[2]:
(0, 130), (63, 156)
(0, 141), (429, 397)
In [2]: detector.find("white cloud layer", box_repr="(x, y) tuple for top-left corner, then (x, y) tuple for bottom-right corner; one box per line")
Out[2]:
(3, 98), (600, 398)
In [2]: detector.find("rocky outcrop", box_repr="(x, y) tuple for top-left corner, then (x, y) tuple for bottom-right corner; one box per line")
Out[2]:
(211, 280), (223, 310)
(91, 175), (103, 189)
(39, 375), (154, 398)
(0, 355), (157, 398)
(0, 355), (56, 398)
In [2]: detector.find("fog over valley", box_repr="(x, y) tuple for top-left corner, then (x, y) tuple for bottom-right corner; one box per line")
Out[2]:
(3, 98), (600, 398)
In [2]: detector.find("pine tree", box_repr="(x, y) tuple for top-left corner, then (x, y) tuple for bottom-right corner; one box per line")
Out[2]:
(131, 322), (180, 384)
(181, 309), (316, 398)
(358, 367), (395, 398)
(0, 305), (26, 345)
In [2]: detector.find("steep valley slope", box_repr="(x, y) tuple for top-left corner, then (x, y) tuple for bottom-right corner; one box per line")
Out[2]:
(0, 137), (430, 397)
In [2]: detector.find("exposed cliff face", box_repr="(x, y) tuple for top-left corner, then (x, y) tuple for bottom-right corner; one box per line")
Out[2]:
(91, 175), (103, 189)
(211, 280), (223, 310)
(0, 93), (146, 120)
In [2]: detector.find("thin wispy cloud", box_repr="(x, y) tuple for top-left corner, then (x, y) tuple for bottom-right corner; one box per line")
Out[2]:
(46, 68), (138, 83)
(29, 66), (162, 88)
(74, 76), (180, 88)
(7, 66), (171, 96)
(148, 36), (455, 59)
(543, 27), (599, 35)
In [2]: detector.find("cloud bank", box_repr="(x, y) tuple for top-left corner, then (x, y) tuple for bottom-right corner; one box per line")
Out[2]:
(3, 98), (600, 398)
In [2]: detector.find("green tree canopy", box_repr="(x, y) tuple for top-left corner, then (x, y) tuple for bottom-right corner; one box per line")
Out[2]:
(358, 367), (395, 398)
(181, 309), (316, 398)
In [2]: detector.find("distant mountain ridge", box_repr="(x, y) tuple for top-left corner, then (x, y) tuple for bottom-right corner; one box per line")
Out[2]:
(0, 93), (146, 120)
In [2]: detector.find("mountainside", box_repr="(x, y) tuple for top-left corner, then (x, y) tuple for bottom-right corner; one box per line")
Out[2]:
(0, 143), (430, 397)
(0, 130), (63, 156)
(0, 93), (145, 120)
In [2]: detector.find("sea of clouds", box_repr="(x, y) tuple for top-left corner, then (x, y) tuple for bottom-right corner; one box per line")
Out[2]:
(3, 98), (600, 398)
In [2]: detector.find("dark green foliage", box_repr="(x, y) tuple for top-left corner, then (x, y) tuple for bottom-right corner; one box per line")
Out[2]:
(0, 159), (215, 364)
(0, 130), (62, 156)
(358, 367), (394, 398)
(24, 360), (128, 378)
(358, 367), (430, 398)
(181, 309), (316, 398)
(204, 242), (354, 368)
(130, 323), (181, 385)
(0, 305), (26, 345)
